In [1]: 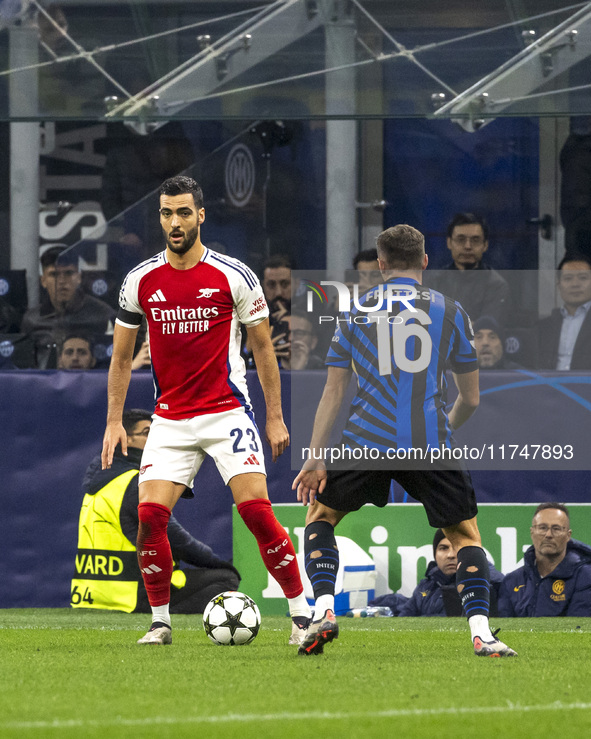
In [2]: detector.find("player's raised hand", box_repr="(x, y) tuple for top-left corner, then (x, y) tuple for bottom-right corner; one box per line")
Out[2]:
(101, 422), (127, 469)
(265, 417), (290, 462)
(292, 464), (327, 506)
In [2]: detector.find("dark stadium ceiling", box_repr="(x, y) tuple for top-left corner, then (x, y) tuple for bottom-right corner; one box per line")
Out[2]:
(1, 0), (590, 125)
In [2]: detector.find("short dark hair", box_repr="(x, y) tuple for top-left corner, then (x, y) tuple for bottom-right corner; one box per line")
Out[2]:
(376, 225), (425, 270)
(447, 212), (489, 241)
(557, 253), (591, 271)
(40, 245), (78, 271)
(159, 175), (204, 209)
(533, 502), (570, 522)
(60, 333), (94, 354)
(122, 408), (152, 436)
(263, 254), (293, 272)
(353, 249), (378, 269)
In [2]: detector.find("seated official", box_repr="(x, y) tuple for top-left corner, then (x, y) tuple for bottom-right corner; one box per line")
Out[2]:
(72, 409), (240, 614)
(498, 502), (591, 617)
(399, 530), (503, 617)
(536, 254), (591, 370)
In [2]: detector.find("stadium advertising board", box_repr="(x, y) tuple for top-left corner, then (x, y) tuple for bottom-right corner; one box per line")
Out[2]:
(233, 503), (591, 615)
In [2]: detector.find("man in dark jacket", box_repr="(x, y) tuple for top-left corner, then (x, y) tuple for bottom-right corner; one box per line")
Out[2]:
(399, 529), (503, 617)
(536, 254), (591, 370)
(22, 246), (116, 368)
(498, 502), (591, 617)
(71, 409), (240, 613)
(425, 213), (511, 326)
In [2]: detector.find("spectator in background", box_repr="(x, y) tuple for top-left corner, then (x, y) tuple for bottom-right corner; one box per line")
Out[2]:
(58, 334), (96, 370)
(426, 213), (510, 325)
(353, 248), (382, 294)
(280, 311), (324, 370)
(262, 254), (292, 308)
(498, 503), (591, 617)
(398, 530), (503, 617)
(247, 255), (293, 368)
(21, 246), (115, 368)
(473, 316), (523, 370)
(72, 409), (241, 614)
(536, 254), (591, 370)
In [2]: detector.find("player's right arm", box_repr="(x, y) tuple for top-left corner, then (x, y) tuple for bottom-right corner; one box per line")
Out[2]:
(449, 368), (479, 430)
(292, 365), (352, 505)
(101, 322), (139, 469)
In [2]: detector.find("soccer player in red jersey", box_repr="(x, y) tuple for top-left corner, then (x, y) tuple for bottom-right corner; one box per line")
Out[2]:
(102, 176), (310, 645)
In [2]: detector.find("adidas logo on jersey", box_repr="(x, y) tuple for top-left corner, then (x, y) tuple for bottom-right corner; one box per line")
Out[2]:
(243, 454), (259, 466)
(148, 289), (166, 302)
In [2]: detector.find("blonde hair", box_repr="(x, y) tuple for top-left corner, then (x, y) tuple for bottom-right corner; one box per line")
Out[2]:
(376, 225), (425, 270)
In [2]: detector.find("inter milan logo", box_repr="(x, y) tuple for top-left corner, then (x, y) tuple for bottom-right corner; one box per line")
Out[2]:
(551, 579), (566, 602)
(225, 143), (255, 208)
(552, 580), (565, 595)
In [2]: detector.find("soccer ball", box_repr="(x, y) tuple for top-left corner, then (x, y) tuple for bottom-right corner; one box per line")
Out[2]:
(202, 590), (261, 646)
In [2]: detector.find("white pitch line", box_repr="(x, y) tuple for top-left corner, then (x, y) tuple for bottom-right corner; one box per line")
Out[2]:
(3, 701), (591, 730)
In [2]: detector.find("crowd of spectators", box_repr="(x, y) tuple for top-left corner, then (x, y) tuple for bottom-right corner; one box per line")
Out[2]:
(2, 212), (591, 375)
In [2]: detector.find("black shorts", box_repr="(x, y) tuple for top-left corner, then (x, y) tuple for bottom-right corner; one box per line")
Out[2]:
(318, 468), (477, 529)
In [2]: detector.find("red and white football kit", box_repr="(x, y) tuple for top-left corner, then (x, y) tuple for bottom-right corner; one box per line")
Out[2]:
(116, 247), (269, 485)
(121, 246), (307, 616)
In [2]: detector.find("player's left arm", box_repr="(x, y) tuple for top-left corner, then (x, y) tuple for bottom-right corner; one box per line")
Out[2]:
(246, 318), (289, 462)
(449, 369), (479, 430)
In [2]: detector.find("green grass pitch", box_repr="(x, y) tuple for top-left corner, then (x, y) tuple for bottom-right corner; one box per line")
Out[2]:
(1, 609), (590, 739)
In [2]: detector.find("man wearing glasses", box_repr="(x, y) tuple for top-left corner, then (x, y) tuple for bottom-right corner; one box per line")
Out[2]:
(426, 213), (510, 326)
(498, 503), (591, 616)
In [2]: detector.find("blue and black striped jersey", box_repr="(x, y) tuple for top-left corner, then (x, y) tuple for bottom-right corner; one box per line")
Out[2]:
(325, 276), (477, 452)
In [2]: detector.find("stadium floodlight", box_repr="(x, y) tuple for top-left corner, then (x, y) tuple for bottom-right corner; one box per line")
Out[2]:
(433, 3), (591, 132)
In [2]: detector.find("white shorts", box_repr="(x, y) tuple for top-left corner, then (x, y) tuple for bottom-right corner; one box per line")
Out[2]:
(139, 409), (266, 488)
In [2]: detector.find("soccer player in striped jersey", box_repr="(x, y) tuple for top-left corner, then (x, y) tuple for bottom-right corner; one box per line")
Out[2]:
(102, 175), (310, 645)
(293, 224), (516, 658)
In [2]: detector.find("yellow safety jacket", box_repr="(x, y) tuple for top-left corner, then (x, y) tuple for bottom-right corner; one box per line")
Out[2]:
(71, 469), (140, 612)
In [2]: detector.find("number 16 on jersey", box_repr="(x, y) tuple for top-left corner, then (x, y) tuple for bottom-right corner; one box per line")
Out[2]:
(370, 309), (433, 375)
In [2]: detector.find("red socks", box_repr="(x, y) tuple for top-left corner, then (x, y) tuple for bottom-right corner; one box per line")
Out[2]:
(137, 502), (173, 607)
(237, 498), (304, 599)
